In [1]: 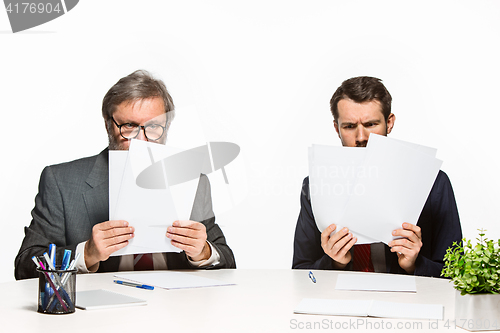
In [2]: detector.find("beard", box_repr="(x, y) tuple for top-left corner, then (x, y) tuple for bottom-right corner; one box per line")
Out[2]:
(107, 132), (128, 151)
(106, 121), (129, 151)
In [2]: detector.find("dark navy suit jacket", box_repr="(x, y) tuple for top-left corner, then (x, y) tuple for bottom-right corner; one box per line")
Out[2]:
(292, 171), (462, 277)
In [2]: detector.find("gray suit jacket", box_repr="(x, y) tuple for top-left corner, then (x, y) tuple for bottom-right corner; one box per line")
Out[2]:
(15, 149), (236, 280)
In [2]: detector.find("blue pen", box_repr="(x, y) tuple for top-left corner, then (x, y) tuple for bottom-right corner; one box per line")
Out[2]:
(61, 250), (71, 271)
(309, 271), (316, 283)
(114, 280), (154, 290)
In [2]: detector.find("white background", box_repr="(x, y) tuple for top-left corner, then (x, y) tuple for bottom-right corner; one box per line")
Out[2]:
(1, 1), (499, 283)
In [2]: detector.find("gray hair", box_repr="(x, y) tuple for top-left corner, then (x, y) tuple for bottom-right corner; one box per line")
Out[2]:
(102, 70), (175, 129)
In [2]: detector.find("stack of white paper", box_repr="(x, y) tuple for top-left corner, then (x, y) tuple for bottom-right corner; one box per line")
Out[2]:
(294, 298), (443, 320)
(109, 140), (201, 256)
(76, 289), (147, 310)
(309, 134), (442, 244)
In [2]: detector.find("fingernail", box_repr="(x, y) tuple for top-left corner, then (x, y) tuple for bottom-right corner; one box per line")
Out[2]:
(392, 230), (396, 235)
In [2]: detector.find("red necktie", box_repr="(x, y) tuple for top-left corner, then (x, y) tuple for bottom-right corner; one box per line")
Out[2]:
(352, 244), (374, 272)
(134, 253), (154, 271)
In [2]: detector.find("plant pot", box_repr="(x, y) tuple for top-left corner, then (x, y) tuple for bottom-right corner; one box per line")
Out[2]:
(455, 290), (500, 331)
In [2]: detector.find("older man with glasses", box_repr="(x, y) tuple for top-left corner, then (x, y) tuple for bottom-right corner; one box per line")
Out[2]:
(15, 70), (236, 280)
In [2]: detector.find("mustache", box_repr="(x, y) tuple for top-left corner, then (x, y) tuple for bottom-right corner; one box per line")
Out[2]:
(356, 141), (368, 147)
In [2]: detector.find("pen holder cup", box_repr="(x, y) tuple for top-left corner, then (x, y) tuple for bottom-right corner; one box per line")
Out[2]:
(37, 267), (76, 314)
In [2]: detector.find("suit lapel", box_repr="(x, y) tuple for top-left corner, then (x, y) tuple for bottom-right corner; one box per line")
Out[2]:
(82, 149), (121, 273)
(83, 149), (109, 228)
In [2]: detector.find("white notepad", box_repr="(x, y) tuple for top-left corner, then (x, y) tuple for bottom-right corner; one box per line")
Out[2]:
(294, 298), (443, 320)
(76, 289), (147, 310)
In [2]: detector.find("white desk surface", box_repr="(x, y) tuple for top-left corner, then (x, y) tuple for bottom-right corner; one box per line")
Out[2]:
(0, 269), (477, 332)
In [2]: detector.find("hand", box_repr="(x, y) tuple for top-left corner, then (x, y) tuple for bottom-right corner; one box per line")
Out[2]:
(166, 220), (211, 261)
(389, 222), (423, 274)
(321, 224), (357, 269)
(84, 220), (134, 269)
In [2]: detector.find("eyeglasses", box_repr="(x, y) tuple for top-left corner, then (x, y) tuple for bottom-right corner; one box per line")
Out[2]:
(111, 117), (166, 141)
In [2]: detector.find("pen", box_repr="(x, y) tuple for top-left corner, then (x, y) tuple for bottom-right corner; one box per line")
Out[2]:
(309, 271), (316, 283)
(32, 256), (41, 269)
(61, 249), (71, 271)
(61, 252), (80, 285)
(49, 244), (56, 268)
(43, 252), (55, 270)
(114, 280), (154, 290)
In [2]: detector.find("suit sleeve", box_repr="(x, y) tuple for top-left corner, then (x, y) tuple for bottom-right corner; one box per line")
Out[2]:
(414, 171), (462, 277)
(292, 177), (344, 270)
(14, 166), (77, 280)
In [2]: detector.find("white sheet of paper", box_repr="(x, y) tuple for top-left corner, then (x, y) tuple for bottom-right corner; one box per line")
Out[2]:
(110, 148), (180, 256)
(309, 136), (442, 245)
(110, 140), (203, 256)
(294, 298), (443, 320)
(382, 136), (438, 157)
(76, 289), (147, 310)
(295, 298), (372, 317)
(369, 300), (443, 320)
(114, 271), (235, 289)
(339, 135), (442, 244)
(335, 273), (416, 292)
(309, 144), (377, 244)
(130, 139), (200, 220)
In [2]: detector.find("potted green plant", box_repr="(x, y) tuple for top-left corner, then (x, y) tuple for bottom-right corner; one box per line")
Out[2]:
(441, 229), (500, 331)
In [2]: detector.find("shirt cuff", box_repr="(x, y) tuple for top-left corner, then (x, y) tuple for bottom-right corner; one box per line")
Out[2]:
(187, 241), (220, 268)
(76, 241), (99, 273)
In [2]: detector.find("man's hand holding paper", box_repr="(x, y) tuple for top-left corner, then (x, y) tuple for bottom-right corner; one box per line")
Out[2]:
(84, 220), (135, 270)
(389, 222), (423, 274)
(321, 224), (356, 269)
(166, 220), (211, 261)
(321, 221), (424, 272)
